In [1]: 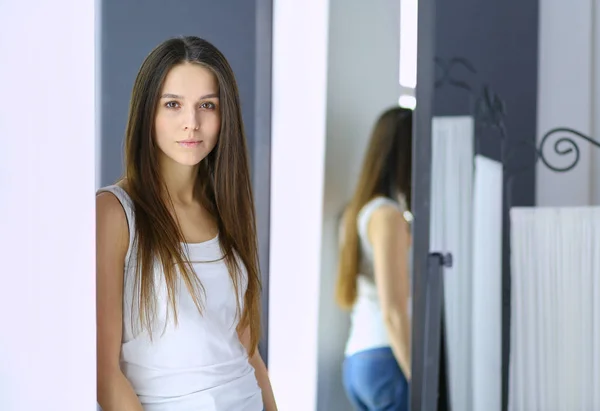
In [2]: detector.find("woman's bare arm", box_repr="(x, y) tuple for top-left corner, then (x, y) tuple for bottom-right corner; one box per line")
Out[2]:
(96, 192), (144, 411)
(369, 205), (412, 380)
(238, 326), (278, 411)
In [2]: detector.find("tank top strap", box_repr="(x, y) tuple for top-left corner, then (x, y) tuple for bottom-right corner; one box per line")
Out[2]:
(97, 185), (136, 263)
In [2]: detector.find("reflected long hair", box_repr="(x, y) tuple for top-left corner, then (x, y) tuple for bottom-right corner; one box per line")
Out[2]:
(122, 36), (261, 355)
(335, 107), (413, 309)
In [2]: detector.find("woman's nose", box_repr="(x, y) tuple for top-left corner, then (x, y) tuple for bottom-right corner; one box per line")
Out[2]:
(183, 109), (200, 131)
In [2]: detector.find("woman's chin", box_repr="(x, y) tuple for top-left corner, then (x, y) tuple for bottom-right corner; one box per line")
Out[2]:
(177, 156), (206, 167)
(166, 152), (208, 168)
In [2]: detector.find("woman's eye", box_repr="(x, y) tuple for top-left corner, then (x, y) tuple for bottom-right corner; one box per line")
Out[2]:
(165, 101), (180, 109)
(200, 102), (216, 110)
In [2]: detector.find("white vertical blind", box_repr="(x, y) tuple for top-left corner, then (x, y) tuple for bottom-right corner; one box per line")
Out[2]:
(430, 116), (475, 411)
(510, 207), (600, 410)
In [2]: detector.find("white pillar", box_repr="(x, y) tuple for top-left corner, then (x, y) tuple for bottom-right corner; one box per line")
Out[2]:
(0, 1), (97, 410)
(268, 1), (329, 410)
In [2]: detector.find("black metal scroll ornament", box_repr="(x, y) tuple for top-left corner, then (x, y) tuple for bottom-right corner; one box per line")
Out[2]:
(538, 127), (600, 172)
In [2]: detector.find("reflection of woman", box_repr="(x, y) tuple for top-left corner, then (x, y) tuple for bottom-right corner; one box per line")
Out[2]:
(96, 37), (276, 411)
(337, 107), (413, 411)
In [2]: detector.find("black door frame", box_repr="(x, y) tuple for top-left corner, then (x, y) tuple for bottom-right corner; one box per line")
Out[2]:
(410, 0), (437, 408)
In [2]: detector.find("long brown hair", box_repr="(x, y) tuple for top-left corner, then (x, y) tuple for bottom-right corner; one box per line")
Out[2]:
(122, 36), (261, 355)
(335, 107), (413, 309)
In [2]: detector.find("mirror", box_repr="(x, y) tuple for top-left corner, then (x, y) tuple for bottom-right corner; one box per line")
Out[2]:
(315, 1), (415, 410)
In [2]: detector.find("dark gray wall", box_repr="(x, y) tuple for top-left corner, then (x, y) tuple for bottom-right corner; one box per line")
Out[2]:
(100, 0), (257, 186)
(433, 0), (539, 202)
(433, 0), (539, 409)
(99, 0), (273, 361)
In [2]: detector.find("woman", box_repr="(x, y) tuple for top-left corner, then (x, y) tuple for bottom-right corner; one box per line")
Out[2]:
(96, 36), (277, 411)
(336, 107), (413, 411)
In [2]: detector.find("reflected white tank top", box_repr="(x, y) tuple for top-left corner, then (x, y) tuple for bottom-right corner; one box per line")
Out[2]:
(344, 196), (412, 356)
(97, 185), (262, 411)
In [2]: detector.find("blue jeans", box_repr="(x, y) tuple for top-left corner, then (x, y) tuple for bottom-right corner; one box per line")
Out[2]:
(342, 347), (409, 411)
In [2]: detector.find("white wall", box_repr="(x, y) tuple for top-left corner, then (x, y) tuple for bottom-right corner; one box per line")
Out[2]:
(593, 3), (600, 205)
(316, 1), (400, 410)
(0, 1), (97, 410)
(536, 0), (600, 206)
(268, 1), (329, 410)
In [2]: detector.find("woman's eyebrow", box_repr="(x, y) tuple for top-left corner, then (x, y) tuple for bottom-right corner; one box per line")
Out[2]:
(160, 92), (219, 99)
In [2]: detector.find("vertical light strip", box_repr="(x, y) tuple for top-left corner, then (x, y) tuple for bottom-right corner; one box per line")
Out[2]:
(399, 0), (419, 88)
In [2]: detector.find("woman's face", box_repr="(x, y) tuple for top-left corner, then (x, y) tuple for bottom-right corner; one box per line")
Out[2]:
(154, 62), (221, 167)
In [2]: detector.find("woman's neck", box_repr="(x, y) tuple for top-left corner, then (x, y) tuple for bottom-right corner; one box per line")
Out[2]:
(159, 159), (200, 206)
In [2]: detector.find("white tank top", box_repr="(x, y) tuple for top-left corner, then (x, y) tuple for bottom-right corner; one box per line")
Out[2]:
(97, 185), (263, 411)
(344, 196), (412, 356)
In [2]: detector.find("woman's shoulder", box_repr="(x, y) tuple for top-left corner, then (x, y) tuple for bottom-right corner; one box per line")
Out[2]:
(96, 189), (127, 223)
(367, 205), (411, 250)
(96, 179), (135, 231)
(97, 180), (133, 207)
(96, 190), (129, 252)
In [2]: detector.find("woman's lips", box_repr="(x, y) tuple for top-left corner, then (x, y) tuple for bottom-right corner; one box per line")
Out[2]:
(177, 140), (202, 148)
